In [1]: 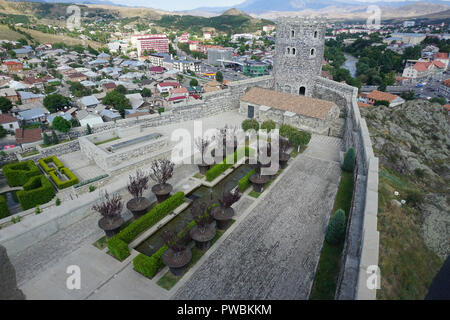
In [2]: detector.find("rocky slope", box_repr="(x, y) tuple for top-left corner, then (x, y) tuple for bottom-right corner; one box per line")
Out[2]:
(360, 101), (449, 260)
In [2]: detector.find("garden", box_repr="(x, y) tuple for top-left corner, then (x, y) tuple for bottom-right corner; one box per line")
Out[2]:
(90, 123), (313, 290)
(38, 156), (79, 189)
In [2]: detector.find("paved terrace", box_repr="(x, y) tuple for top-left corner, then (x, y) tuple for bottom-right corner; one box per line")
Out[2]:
(173, 135), (343, 300)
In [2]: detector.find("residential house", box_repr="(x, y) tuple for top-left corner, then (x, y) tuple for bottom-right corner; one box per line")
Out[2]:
(125, 93), (145, 110)
(76, 109), (104, 127)
(364, 90), (405, 107)
(437, 79), (450, 99)
(434, 52), (449, 69)
(157, 82), (181, 94)
(18, 91), (44, 104)
(66, 72), (88, 82)
(78, 95), (100, 109)
(2, 61), (22, 73)
(17, 107), (49, 124)
(47, 112), (73, 126)
(0, 88), (19, 103)
(402, 61), (435, 82)
(100, 109), (121, 122)
(0, 114), (20, 131)
(203, 80), (222, 93)
(173, 60), (201, 73)
(15, 128), (42, 145)
(12, 47), (34, 58)
(103, 82), (116, 92)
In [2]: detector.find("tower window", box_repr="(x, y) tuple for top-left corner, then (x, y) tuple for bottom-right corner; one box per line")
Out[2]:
(314, 31), (318, 38)
(292, 48), (296, 55)
(310, 48), (315, 56)
(299, 86), (306, 95)
(291, 30), (295, 37)
(287, 47), (290, 54)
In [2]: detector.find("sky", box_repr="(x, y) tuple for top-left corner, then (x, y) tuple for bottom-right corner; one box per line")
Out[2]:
(110, 0), (448, 12)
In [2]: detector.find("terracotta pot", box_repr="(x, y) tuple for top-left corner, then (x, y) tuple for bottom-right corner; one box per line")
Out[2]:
(249, 173), (269, 193)
(162, 248), (192, 276)
(197, 163), (211, 175)
(151, 183), (173, 203)
(126, 197), (151, 219)
(98, 216), (124, 238)
(279, 152), (290, 169)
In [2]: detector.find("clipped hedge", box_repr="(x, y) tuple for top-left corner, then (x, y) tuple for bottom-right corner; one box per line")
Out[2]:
(238, 169), (255, 192)
(242, 119), (259, 132)
(17, 175), (55, 210)
(0, 194), (10, 219)
(260, 120), (276, 132)
(38, 156), (64, 173)
(206, 146), (253, 182)
(2, 160), (41, 187)
(107, 192), (185, 260)
(49, 167), (79, 189)
(279, 124), (311, 148)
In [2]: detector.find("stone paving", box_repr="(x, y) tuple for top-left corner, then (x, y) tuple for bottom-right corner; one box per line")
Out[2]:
(173, 138), (342, 300)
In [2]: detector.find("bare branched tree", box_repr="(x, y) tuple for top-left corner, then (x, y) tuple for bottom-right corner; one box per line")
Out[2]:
(161, 229), (186, 253)
(190, 201), (214, 231)
(127, 169), (149, 202)
(92, 190), (123, 220)
(194, 136), (211, 161)
(218, 189), (241, 208)
(149, 159), (174, 185)
(216, 125), (237, 147)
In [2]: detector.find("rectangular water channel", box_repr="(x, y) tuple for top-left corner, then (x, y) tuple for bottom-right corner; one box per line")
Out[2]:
(135, 164), (253, 257)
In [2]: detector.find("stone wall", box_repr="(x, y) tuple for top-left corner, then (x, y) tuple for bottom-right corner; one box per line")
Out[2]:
(313, 77), (380, 300)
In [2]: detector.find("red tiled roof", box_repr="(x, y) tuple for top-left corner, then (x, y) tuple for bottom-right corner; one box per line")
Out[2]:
(168, 96), (186, 102)
(15, 128), (42, 144)
(432, 61), (446, 68)
(103, 82), (116, 89)
(3, 61), (21, 66)
(357, 102), (372, 108)
(150, 66), (164, 72)
(443, 79), (450, 87)
(436, 52), (448, 59)
(366, 90), (400, 103)
(443, 104), (450, 111)
(0, 114), (18, 124)
(413, 62), (432, 72)
(158, 82), (180, 87)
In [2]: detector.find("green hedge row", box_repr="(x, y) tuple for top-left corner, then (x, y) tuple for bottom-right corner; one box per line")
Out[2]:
(38, 156), (64, 173)
(238, 169), (255, 192)
(0, 194), (10, 219)
(107, 192), (186, 261)
(17, 175), (55, 210)
(206, 146), (253, 182)
(49, 167), (79, 189)
(2, 160), (41, 187)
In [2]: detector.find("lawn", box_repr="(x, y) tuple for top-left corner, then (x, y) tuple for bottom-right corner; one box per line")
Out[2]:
(21, 150), (39, 157)
(94, 137), (120, 146)
(309, 170), (354, 300)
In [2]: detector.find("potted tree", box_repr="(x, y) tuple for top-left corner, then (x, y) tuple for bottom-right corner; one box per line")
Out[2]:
(195, 136), (212, 175)
(93, 191), (124, 238)
(278, 136), (291, 169)
(249, 142), (271, 192)
(211, 189), (241, 230)
(149, 159), (175, 203)
(126, 169), (151, 219)
(189, 201), (216, 250)
(161, 229), (192, 276)
(212, 125), (238, 161)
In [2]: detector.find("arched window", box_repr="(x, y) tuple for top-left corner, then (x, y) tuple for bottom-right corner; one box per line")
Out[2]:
(291, 30), (295, 37)
(287, 47), (290, 54)
(310, 48), (315, 56)
(314, 31), (318, 38)
(292, 48), (296, 55)
(299, 86), (306, 95)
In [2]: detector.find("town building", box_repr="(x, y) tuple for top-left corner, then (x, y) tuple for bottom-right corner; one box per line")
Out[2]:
(15, 128), (42, 144)
(363, 90), (405, 107)
(0, 88), (19, 103)
(134, 34), (169, 56)
(2, 61), (22, 73)
(391, 33), (426, 45)
(207, 48), (233, 66)
(243, 61), (269, 77)
(0, 114), (19, 131)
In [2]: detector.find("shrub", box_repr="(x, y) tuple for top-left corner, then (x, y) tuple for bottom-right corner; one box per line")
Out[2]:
(406, 189), (424, 207)
(374, 100), (390, 107)
(325, 209), (346, 245)
(55, 198), (61, 206)
(0, 194), (10, 219)
(38, 156), (64, 173)
(206, 147), (253, 182)
(107, 236), (130, 261)
(2, 160), (41, 187)
(279, 124), (311, 148)
(242, 119), (259, 132)
(17, 175), (55, 210)
(279, 124), (297, 139)
(260, 120), (276, 132)
(133, 252), (162, 279)
(89, 185), (96, 192)
(49, 167), (79, 189)
(117, 191), (185, 244)
(342, 148), (356, 172)
(238, 169), (255, 192)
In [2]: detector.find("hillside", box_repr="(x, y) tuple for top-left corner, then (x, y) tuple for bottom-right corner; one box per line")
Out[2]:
(360, 101), (449, 299)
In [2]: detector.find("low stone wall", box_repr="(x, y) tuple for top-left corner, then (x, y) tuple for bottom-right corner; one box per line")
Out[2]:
(314, 77), (380, 300)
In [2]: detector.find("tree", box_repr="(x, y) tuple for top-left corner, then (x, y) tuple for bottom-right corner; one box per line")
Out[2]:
(127, 169), (150, 202)
(216, 71), (223, 83)
(0, 97), (13, 113)
(260, 120), (276, 132)
(430, 97), (446, 105)
(0, 127), (8, 138)
(401, 91), (415, 101)
(92, 191), (123, 220)
(342, 147), (356, 172)
(241, 119), (259, 132)
(42, 132), (51, 145)
(141, 87), (152, 97)
(51, 131), (59, 144)
(325, 209), (346, 245)
(103, 90), (131, 113)
(149, 159), (174, 186)
(115, 84), (127, 95)
(374, 100), (389, 107)
(52, 116), (71, 133)
(43, 94), (70, 113)
(189, 78), (199, 87)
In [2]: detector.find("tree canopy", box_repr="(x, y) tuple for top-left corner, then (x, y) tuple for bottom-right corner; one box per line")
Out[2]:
(43, 94), (70, 113)
(52, 116), (71, 133)
(0, 97), (13, 113)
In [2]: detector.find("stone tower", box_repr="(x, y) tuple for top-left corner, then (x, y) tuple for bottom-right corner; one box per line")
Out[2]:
(273, 17), (326, 97)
